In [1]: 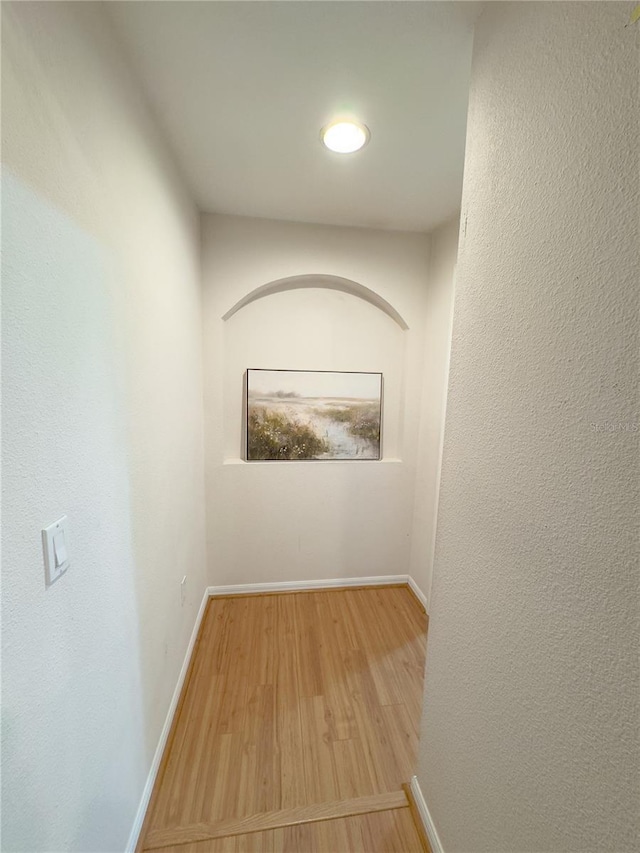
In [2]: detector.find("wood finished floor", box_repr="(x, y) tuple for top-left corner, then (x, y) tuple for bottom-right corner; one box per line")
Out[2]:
(138, 586), (428, 852)
(152, 806), (424, 852)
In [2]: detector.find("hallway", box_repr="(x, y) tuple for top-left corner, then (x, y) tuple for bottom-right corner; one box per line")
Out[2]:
(3, 3), (637, 850)
(137, 587), (428, 851)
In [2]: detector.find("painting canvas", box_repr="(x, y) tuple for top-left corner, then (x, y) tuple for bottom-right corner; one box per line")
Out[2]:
(247, 369), (382, 461)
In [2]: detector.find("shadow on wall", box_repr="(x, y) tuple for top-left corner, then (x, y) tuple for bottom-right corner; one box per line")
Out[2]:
(1, 172), (147, 851)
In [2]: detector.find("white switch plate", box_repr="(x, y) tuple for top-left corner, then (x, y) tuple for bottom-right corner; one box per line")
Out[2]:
(180, 575), (187, 606)
(42, 516), (70, 586)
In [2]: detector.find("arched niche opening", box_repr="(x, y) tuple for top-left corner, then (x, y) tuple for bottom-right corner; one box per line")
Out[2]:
(222, 274), (409, 331)
(222, 276), (407, 461)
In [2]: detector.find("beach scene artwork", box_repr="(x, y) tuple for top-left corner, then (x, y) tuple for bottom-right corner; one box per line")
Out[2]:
(246, 369), (382, 461)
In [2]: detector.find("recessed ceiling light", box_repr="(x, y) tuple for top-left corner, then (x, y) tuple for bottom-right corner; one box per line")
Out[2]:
(321, 120), (370, 154)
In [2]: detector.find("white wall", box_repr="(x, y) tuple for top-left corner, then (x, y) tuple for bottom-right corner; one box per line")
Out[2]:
(409, 217), (458, 605)
(417, 3), (639, 851)
(202, 214), (442, 587)
(1, 4), (206, 851)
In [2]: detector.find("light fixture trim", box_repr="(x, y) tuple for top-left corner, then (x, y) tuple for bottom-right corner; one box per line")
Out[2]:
(321, 119), (371, 154)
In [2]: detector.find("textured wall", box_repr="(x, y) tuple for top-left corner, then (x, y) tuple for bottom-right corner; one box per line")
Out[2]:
(201, 214), (441, 589)
(417, 3), (639, 851)
(2, 4), (206, 850)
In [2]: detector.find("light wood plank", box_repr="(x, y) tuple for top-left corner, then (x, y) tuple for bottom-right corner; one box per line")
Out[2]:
(153, 807), (424, 853)
(139, 586), (427, 848)
(135, 599), (215, 851)
(144, 791), (407, 849)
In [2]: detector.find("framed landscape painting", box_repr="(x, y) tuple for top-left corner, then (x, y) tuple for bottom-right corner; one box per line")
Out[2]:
(246, 369), (382, 461)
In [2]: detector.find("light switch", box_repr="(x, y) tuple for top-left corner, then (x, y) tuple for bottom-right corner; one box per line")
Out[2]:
(43, 516), (70, 586)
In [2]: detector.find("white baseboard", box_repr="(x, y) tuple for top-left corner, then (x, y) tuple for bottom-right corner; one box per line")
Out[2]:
(125, 587), (210, 853)
(407, 575), (429, 611)
(410, 775), (444, 853)
(207, 574), (414, 597)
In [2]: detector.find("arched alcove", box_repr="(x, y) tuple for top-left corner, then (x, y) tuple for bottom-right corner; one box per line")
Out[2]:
(222, 274), (410, 331)
(221, 279), (407, 460)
